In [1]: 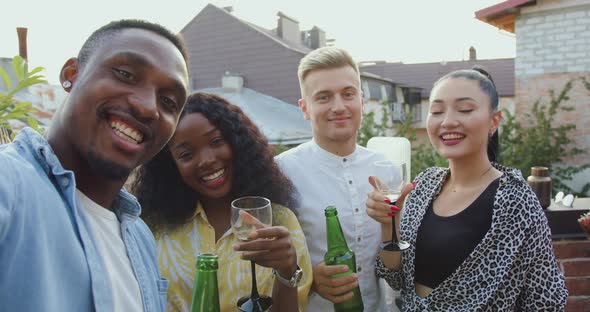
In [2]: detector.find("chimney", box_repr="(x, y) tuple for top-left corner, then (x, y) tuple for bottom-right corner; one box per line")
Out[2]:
(277, 11), (300, 44)
(221, 72), (244, 93)
(469, 46), (476, 61)
(309, 26), (326, 49)
(17, 27), (28, 61)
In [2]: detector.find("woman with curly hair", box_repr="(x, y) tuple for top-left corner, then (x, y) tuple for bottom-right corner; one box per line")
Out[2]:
(132, 93), (312, 312)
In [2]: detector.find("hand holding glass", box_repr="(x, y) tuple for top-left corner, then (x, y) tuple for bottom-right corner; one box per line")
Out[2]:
(373, 160), (410, 251)
(231, 196), (273, 312)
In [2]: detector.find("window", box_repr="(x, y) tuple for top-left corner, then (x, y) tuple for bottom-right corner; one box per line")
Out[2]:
(384, 85), (396, 102)
(391, 102), (404, 122)
(390, 102), (422, 123)
(403, 88), (422, 105)
(367, 80), (383, 101)
(361, 80), (370, 100)
(412, 103), (422, 123)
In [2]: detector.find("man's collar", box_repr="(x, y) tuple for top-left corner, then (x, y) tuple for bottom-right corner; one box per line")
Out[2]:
(311, 138), (359, 163)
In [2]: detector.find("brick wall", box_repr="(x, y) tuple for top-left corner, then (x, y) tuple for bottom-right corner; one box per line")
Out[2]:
(514, 3), (590, 192)
(554, 239), (590, 311)
(515, 4), (590, 77)
(515, 73), (590, 165)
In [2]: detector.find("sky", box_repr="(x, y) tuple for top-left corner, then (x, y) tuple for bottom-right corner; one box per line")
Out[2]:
(1, 0), (515, 85)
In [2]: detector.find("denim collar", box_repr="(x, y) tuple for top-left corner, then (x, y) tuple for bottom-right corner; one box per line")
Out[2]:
(13, 127), (141, 220)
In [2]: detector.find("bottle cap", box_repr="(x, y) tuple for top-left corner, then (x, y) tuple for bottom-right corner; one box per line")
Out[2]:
(531, 166), (549, 177)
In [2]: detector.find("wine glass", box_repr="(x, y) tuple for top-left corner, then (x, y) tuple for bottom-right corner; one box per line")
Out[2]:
(231, 196), (273, 312)
(373, 160), (410, 251)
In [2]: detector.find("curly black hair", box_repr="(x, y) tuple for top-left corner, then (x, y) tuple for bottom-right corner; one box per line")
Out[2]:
(131, 93), (298, 227)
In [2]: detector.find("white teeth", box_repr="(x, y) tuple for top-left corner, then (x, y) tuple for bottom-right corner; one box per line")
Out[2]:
(109, 120), (144, 144)
(442, 133), (465, 140)
(114, 129), (137, 144)
(202, 169), (225, 181)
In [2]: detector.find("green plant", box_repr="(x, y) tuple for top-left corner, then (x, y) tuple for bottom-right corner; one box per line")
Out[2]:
(411, 143), (448, 179)
(390, 104), (416, 143)
(0, 55), (45, 138)
(272, 137), (292, 156)
(499, 79), (590, 196)
(392, 107), (447, 180)
(358, 101), (447, 180)
(357, 100), (391, 147)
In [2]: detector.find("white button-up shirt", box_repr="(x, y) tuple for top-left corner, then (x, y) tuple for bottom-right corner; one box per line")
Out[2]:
(276, 140), (387, 312)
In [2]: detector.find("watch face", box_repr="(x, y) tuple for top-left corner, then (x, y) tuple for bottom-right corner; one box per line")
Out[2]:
(292, 268), (303, 284)
(276, 267), (303, 287)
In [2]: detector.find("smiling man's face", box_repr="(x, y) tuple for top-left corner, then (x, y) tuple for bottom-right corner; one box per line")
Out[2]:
(58, 28), (189, 179)
(299, 65), (363, 150)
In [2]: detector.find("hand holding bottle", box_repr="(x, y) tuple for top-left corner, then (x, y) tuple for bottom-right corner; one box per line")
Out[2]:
(311, 261), (359, 303)
(323, 206), (364, 311)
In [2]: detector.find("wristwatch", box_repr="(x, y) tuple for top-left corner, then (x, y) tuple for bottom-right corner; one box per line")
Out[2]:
(273, 265), (303, 288)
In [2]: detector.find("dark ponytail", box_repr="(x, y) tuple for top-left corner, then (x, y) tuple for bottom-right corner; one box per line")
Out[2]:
(433, 65), (500, 162)
(487, 131), (498, 162)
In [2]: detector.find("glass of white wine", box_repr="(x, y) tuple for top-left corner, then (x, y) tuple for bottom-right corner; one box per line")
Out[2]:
(374, 160), (410, 251)
(231, 196), (273, 312)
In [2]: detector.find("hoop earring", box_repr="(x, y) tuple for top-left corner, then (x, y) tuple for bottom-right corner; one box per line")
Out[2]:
(62, 81), (72, 89)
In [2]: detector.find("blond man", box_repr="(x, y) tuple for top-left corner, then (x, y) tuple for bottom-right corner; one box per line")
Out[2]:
(276, 47), (388, 311)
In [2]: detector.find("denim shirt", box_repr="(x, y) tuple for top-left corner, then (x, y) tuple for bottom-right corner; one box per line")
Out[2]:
(0, 128), (168, 312)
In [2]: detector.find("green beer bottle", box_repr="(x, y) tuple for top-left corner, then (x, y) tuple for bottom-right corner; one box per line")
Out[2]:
(324, 206), (364, 312)
(190, 253), (221, 312)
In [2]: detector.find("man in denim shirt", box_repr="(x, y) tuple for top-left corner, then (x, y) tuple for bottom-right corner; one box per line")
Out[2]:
(0, 20), (189, 311)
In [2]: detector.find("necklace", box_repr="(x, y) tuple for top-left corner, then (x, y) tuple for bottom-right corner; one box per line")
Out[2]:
(480, 165), (493, 178)
(450, 165), (493, 192)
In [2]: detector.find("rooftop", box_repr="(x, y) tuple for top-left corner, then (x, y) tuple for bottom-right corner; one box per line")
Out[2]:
(361, 58), (515, 99)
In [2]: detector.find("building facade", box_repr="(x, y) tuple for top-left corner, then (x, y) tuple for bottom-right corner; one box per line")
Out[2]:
(477, 0), (590, 192)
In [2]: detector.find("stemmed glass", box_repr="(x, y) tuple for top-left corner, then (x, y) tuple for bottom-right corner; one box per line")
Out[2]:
(231, 196), (273, 312)
(373, 160), (410, 251)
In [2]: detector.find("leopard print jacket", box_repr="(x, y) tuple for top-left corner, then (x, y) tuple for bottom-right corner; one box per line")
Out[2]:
(376, 163), (568, 311)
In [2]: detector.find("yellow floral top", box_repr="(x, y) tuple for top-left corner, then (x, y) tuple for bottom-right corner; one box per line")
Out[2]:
(155, 203), (312, 312)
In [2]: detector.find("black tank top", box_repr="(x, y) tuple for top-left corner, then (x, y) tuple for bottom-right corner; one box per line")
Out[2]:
(414, 177), (500, 289)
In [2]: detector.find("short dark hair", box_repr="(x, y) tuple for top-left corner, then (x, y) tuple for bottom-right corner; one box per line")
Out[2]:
(132, 93), (298, 227)
(77, 19), (188, 67)
(433, 66), (500, 162)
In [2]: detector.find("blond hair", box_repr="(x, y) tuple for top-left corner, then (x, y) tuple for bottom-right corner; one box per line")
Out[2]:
(297, 47), (359, 91)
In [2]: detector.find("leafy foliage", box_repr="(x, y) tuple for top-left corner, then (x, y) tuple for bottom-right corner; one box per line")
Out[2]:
(0, 55), (45, 139)
(272, 138), (292, 156)
(391, 106), (447, 179)
(410, 144), (448, 180)
(358, 100), (446, 179)
(500, 78), (589, 196)
(357, 100), (391, 147)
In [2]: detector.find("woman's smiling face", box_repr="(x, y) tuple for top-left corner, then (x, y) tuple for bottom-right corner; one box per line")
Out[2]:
(169, 112), (233, 200)
(427, 77), (501, 161)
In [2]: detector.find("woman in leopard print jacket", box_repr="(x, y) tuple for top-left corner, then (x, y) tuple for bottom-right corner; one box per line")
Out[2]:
(366, 68), (568, 311)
